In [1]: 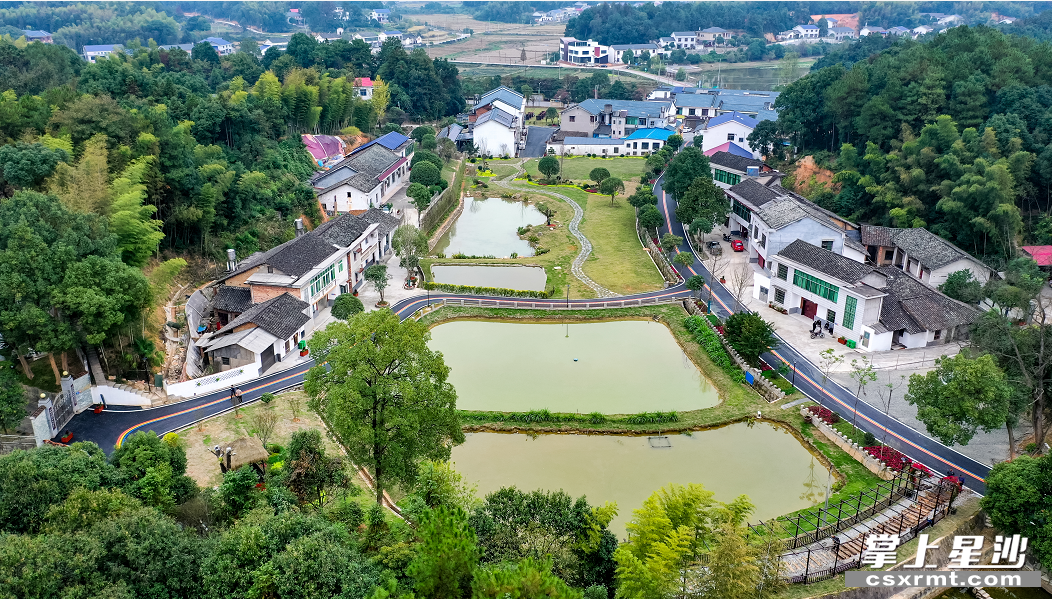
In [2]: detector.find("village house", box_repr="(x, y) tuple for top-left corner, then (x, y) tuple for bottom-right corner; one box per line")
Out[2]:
(370, 8), (390, 23)
(311, 131), (414, 214)
(22, 29), (52, 43)
(827, 27), (858, 41)
(707, 151), (772, 189)
(353, 77), (373, 100)
(203, 37), (234, 55)
(860, 225), (997, 286)
(469, 86), (526, 157)
(560, 37), (611, 65)
(697, 27), (730, 45)
(558, 99), (674, 139)
(82, 44), (123, 62)
(670, 31), (697, 49)
(697, 111), (760, 157)
(859, 25), (888, 37)
(610, 43), (661, 63)
(792, 24), (821, 38)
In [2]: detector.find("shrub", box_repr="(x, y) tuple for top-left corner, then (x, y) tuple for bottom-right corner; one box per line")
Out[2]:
(260, 392), (275, 404)
(625, 411), (679, 424)
(684, 315), (746, 383)
(587, 412), (606, 424)
(806, 405), (840, 425)
(510, 252), (518, 259)
(421, 281), (553, 299)
(331, 294), (365, 320)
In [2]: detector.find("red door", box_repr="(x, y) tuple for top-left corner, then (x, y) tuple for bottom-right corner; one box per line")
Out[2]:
(801, 299), (818, 319)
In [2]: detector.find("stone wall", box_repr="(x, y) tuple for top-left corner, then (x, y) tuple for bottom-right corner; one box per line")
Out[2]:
(802, 406), (897, 480)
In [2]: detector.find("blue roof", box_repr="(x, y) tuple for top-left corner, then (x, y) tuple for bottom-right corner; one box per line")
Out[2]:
(374, 131), (410, 150)
(383, 30), (402, 35)
(624, 128), (675, 141)
(22, 30), (50, 37)
(478, 86), (524, 111)
(373, 8), (390, 12)
(204, 37), (231, 45)
(723, 142), (754, 158)
(797, 24), (819, 29)
(83, 44), (120, 52)
(706, 111), (759, 129)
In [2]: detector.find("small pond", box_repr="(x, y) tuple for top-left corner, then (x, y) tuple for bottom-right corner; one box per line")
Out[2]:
(451, 422), (829, 536)
(431, 264), (547, 291)
(435, 197), (547, 258)
(428, 320), (718, 413)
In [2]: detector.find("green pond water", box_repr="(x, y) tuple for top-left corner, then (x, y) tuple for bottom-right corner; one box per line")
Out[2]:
(451, 422), (829, 537)
(939, 587), (1051, 599)
(435, 197), (546, 258)
(428, 320), (718, 413)
(431, 264), (547, 291)
(693, 65), (785, 90)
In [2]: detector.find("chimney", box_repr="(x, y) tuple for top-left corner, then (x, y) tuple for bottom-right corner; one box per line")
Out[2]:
(294, 218), (304, 237)
(226, 248), (237, 272)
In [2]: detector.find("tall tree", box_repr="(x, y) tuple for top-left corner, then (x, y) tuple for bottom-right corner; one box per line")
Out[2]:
(408, 505), (479, 599)
(364, 263), (390, 304)
(372, 77), (390, 126)
(982, 452), (1052, 570)
(675, 176), (729, 234)
(392, 224), (428, 280)
(663, 146), (710, 201)
(599, 176), (624, 206)
(305, 310), (463, 504)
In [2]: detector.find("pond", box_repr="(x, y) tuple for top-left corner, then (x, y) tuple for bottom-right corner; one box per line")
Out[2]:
(450, 422), (829, 536)
(431, 264), (547, 291)
(428, 320), (718, 413)
(691, 64), (799, 91)
(435, 197), (547, 258)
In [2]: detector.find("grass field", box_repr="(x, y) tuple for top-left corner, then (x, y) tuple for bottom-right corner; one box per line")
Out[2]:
(577, 190), (665, 295)
(522, 156), (648, 184)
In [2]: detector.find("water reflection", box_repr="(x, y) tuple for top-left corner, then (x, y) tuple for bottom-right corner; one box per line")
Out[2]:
(431, 265), (547, 291)
(435, 197), (546, 257)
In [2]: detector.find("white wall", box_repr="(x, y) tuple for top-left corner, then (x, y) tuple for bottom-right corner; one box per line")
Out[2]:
(474, 120), (518, 157)
(702, 121), (756, 156)
(91, 385), (152, 407)
(928, 257), (992, 286)
(859, 326), (893, 351)
(165, 361), (262, 398)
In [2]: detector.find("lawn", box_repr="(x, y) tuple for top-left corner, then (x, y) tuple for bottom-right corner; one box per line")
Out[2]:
(522, 156), (647, 184)
(577, 190), (665, 295)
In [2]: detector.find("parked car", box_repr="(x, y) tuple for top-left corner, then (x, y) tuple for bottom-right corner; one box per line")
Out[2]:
(731, 239), (745, 252)
(705, 240), (722, 256)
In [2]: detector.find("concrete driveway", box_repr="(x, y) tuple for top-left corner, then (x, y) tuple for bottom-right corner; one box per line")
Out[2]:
(522, 126), (556, 157)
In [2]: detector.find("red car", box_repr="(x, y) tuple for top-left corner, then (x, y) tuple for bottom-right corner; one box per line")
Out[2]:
(731, 239), (745, 252)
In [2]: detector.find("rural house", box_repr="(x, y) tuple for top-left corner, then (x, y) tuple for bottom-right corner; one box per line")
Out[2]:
(860, 226), (997, 286)
(311, 131), (414, 214)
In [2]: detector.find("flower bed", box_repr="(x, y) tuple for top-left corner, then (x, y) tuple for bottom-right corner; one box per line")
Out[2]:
(806, 405), (840, 425)
(864, 445), (912, 471)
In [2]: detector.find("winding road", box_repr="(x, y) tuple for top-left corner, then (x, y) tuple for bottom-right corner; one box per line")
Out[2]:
(61, 166), (993, 495)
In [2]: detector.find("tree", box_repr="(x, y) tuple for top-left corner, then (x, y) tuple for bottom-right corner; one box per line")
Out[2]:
(665, 135), (683, 152)
(305, 310), (463, 504)
(364, 263), (391, 304)
(217, 466), (260, 520)
(373, 77), (390, 126)
(392, 224), (429, 280)
(675, 67), (686, 81)
(520, 84), (533, 105)
(331, 294), (365, 320)
(676, 176), (728, 233)
(109, 157), (164, 267)
(438, 138), (456, 163)
(622, 49), (634, 64)
(422, 134), (438, 151)
(905, 353), (1015, 452)
(538, 155), (560, 179)
(747, 120), (782, 160)
(628, 187), (657, 208)
(276, 429), (347, 510)
(673, 252), (694, 271)
(411, 125), (436, 143)
(407, 182), (434, 215)
(599, 176), (624, 205)
(660, 233), (683, 256)
(723, 312), (777, 366)
(192, 41), (220, 64)
(703, 520), (761, 599)
(638, 204), (664, 238)
(0, 142), (68, 191)
(982, 452), (1052, 570)
(408, 505), (478, 599)
(686, 275), (705, 299)
(544, 107), (558, 124)
(939, 269), (983, 304)
(0, 368), (26, 433)
(589, 167), (611, 185)
(473, 558), (580, 599)
(110, 431), (195, 510)
(47, 135), (110, 214)
(663, 146), (710, 200)
(410, 162), (441, 188)
(249, 405), (278, 448)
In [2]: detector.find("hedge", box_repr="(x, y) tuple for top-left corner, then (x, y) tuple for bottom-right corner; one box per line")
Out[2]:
(421, 281), (554, 299)
(684, 315), (747, 384)
(421, 159), (466, 235)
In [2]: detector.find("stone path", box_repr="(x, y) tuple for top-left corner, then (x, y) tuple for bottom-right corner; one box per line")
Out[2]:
(491, 160), (619, 298)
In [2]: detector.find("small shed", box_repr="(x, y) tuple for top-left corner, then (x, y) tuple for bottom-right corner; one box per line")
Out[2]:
(216, 436), (269, 477)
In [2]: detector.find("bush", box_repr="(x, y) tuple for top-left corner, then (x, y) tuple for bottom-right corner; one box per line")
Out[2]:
(587, 412), (606, 424)
(266, 443), (283, 454)
(331, 294), (365, 320)
(863, 431), (877, 447)
(684, 315), (746, 383)
(806, 405), (840, 425)
(625, 411), (679, 424)
(421, 281), (553, 299)
(260, 392), (275, 404)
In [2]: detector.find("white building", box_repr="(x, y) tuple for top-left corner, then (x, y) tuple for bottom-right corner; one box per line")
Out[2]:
(547, 136), (625, 157)
(560, 37), (611, 65)
(371, 8), (390, 23)
(354, 77), (373, 100)
(859, 225), (996, 286)
(859, 25), (887, 37)
(697, 27), (730, 45)
(311, 132), (414, 214)
(609, 43), (661, 64)
(82, 44), (123, 62)
(203, 36), (234, 55)
(470, 86), (526, 157)
(792, 24), (821, 38)
(827, 27), (857, 40)
(912, 25), (935, 37)
(698, 111), (759, 157)
(670, 31), (697, 49)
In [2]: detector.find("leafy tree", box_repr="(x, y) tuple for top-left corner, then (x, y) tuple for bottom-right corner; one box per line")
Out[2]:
(638, 204), (664, 237)
(109, 156), (164, 267)
(42, 487), (140, 535)
(628, 187), (657, 208)
(589, 167), (610, 185)
(686, 275), (706, 298)
(392, 224), (429, 279)
(538, 155), (560, 179)
(408, 505), (479, 599)
(410, 161), (441, 188)
(373, 77), (391, 125)
(400, 459), (479, 520)
(412, 149), (443, 170)
(438, 138), (456, 163)
(703, 520), (761, 599)
(110, 431), (196, 509)
(216, 466), (261, 520)
(412, 125), (436, 143)
(332, 294), (365, 320)
(939, 271), (983, 305)
(665, 135), (683, 152)
(544, 107), (558, 124)
(663, 147), (710, 200)
(676, 176), (728, 234)
(622, 49), (635, 64)
(675, 67), (686, 82)
(408, 182), (434, 214)
(47, 135), (110, 214)
(747, 120), (782, 160)
(305, 310), (463, 504)
(473, 558), (581, 599)
(673, 252), (694, 270)
(982, 452), (1052, 570)
(660, 233), (683, 255)
(191, 40), (220, 64)
(599, 176), (624, 205)
(905, 353), (1015, 452)
(0, 367), (25, 433)
(0, 142), (68, 191)
(723, 312), (777, 366)
(421, 134), (438, 151)
(276, 429), (347, 510)
(364, 263), (391, 303)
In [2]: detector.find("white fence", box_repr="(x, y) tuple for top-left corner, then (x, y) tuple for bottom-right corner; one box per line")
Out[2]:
(165, 363), (261, 398)
(91, 385), (152, 407)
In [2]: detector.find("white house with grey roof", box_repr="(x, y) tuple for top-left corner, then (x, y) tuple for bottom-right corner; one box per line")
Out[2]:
(311, 132), (413, 214)
(670, 31), (697, 48)
(860, 225), (996, 286)
(559, 99), (674, 139)
(708, 151), (770, 189)
(470, 86), (526, 157)
(698, 27), (730, 45)
(764, 240), (979, 352)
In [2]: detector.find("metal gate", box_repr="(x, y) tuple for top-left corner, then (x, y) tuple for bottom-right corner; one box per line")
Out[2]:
(260, 346), (276, 373)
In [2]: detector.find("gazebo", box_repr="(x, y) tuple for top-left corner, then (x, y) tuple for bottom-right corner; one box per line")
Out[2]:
(213, 436), (269, 478)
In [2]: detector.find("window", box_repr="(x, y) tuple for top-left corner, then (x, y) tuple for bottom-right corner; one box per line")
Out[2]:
(732, 199), (751, 222)
(569, 115), (575, 122)
(688, 108), (696, 116)
(308, 263), (337, 298)
(777, 263), (788, 280)
(613, 147), (618, 153)
(713, 169), (741, 185)
(727, 133), (736, 141)
(633, 142), (638, 149)
(641, 142), (649, 150)
(884, 249), (894, 261)
(774, 287), (786, 304)
(826, 309), (837, 324)
(843, 296), (857, 329)
(821, 240), (834, 251)
(222, 356), (230, 365)
(761, 234), (767, 249)
(753, 225), (759, 238)
(793, 270), (840, 302)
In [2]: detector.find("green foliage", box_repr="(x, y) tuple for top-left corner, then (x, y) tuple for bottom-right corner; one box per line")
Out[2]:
(686, 275), (706, 297)
(627, 187), (658, 208)
(306, 311), (464, 504)
(412, 126), (436, 143)
(111, 431), (196, 509)
(905, 353), (1014, 447)
(663, 147), (710, 200)
(723, 312), (778, 366)
(665, 135), (683, 152)
(0, 367), (26, 433)
(275, 429), (347, 510)
(660, 233), (683, 255)
(421, 281), (554, 299)
(473, 557), (583, 599)
(624, 412), (680, 424)
(332, 293), (365, 320)
(599, 176), (625, 205)
(0, 142), (68, 189)
(684, 316), (746, 383)
(538, 155), (560, 179)
(260, 392), (275, 404)
(982, 452), (1052, 570)
(637, 204), (664, 235)
(408, 505), (478, 599)
(364, 263), (391, 302)
(411, 161), (441, 188)
(676, 176), (728, 234)
(217, 466), (261, 521)
(938, 269), (983, 304)
(400, 460), (479, 521)
(589, 167), (611, 184)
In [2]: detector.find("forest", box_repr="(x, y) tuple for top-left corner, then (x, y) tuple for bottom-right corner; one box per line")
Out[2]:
(763, 25), (1052, 264)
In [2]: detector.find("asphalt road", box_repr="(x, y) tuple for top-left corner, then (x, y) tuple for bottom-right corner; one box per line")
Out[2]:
(63, 165), (992, 494)
(522, 125), (556, 157)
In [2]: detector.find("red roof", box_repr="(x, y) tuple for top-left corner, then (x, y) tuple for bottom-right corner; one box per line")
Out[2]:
(1022, 245), (1052, 266)
(355, 77), (373, 88)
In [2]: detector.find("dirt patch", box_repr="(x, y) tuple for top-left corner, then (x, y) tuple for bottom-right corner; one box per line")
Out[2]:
(174, 391), (344, 488)
(789, 155), (836, 192)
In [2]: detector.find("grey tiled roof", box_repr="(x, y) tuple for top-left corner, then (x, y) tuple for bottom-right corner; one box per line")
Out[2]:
(875, 267), (979, 333)
(577, 99), (670, 119)
(474, 107), (516, 128)
(708, 151), (763, 173)
(312, 144), (402, 194)
(478, 86), (524, 111)
(221, 233), (339, 282)
(314, 214), (371, 247)
(860, 225), (971, 269)
(360, 208), (401, 235)
(726, 178), (784, 208)
(213, 285), (253, 314)
(777, 239), (873, 283)
(860, 225), (895, 247)
(221, 292), (310, 341)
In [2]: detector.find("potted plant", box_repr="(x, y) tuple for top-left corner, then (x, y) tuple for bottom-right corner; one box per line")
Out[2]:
(719, 276), (726, 283)
(300, 348), (309, 357)
(60, 430), (73, 443)
(838, 336), (847, 344)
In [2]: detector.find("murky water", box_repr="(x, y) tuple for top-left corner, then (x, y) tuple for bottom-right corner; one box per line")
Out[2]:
(431, 264), (547, 291)
(691, 64), (803, 91)
(429, 320), (718, 413)
(451, 422), (829, 537)
(938, 587), (1051, 598)
(435, 197), (547, 257)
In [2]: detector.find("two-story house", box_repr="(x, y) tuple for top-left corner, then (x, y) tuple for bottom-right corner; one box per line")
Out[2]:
(559, 99), (674, 138)
(202, 37), (234, 55)
(828, 27), (858, 40)
(748, 194), (864, 277)
(470, 86), (526, 157)
(353, 77), (373, 99)
(697, 27), (730, 45)
(371, 8), (390, 23)
(671, 31), (697, 49)
(22, 29), (52, 43)
(82, 44), (123, 62)
(860, 25), (887, 37)
(610, 43), (661, 64)
(766, 240), (979, 352)
(708, 151), (771, 189)
(860, 225), (996, 286)
(312, 132), (414, 214)
(792, 24), (821, 38)
(560, 37), (611, 64)
(698, 111), (759, 157)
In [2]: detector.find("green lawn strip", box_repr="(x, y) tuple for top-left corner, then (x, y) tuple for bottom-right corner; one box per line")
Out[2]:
(577, 192), (665, 295)
(521, 156), (647, 183)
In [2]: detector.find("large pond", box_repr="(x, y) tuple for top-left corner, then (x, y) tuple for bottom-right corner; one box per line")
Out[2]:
(429, 320), (718, 413)
(435, 197), (547, 258)
(451, 422), (829, 536)
(431, 264), (547, 291)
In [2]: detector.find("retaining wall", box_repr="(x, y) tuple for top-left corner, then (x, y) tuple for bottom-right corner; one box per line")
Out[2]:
(91, 384), (152, 407)
(802, 406), (897, 480)
(165, 363), (260, 398)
